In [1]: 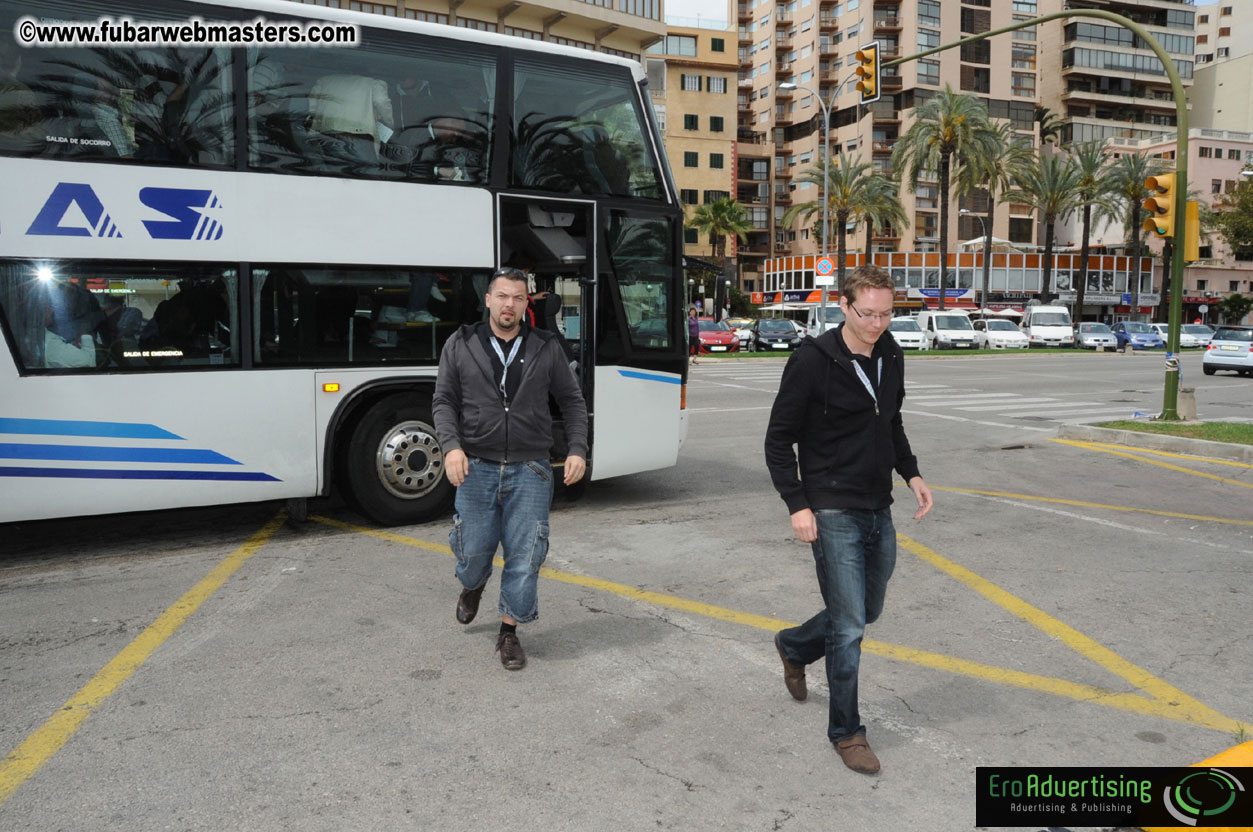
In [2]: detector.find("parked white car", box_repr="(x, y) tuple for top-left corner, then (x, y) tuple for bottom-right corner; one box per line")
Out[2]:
(887, 317), (926, 350)
(972, 318), (1029, 350)
(916, 310), (978, 350)
(1149, 323), (1211, 348)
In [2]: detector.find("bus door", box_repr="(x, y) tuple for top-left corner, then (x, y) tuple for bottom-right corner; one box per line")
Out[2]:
(497, 195), (595, 459)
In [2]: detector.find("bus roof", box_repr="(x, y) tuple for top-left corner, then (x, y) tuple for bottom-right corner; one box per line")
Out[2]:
(199, 0), (648, 79)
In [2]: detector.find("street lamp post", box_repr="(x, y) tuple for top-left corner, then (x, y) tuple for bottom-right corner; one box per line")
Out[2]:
(780, 80), (832, 330)
(960, 208), (989, 315)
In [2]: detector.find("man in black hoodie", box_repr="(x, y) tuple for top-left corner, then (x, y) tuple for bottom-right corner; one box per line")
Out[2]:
(764, 264), (932, 774)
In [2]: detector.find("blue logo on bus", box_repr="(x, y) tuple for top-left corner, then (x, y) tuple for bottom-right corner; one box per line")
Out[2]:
(26, 182), (122, 238)
(140, 187), (225, 241)
(25, 183), (224, 241)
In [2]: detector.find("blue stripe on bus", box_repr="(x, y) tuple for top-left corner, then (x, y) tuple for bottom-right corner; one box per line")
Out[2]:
(0, 444), (241, 465)
(616, 369), (682, 385)
(0, 418), (184, 440)
(0, 467), (279, 482)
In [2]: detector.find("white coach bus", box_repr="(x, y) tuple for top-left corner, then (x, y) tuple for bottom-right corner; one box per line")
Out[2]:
(0, 0), (689, 525)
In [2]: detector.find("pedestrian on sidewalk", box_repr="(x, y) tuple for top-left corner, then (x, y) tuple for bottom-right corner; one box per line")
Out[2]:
(763, 264), (933, 774)
(688, 306), (701, 365)
(433, 266), (588, 670)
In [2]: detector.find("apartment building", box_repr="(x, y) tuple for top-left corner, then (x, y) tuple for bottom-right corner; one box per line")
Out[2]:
(1036, 0), (1197, 146)
(645, 23), (740, 265)
(1191, 2), (1253, 134)
(1193, 1), (1248, 66)
(738, 0), (1041, 294)
(291, 0), (666, 64)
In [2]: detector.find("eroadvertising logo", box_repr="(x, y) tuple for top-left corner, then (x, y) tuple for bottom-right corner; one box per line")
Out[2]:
(975, 766), (1250, 827)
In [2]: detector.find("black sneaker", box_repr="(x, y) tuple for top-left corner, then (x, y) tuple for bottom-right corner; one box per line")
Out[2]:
(496, 631), (526, 670)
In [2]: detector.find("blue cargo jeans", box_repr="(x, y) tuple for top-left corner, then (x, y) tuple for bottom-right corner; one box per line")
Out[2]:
(449, 457), (553, 624)
(775, 507), (896, 743)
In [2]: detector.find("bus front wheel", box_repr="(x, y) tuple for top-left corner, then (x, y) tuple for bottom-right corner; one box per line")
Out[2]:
(343, 394), (454, 526)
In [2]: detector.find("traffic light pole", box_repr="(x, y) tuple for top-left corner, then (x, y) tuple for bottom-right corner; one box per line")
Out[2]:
(881, 9), (1190, 419)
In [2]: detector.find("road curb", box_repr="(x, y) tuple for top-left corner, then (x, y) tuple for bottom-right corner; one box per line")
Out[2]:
(1056, 424), (1253, 463)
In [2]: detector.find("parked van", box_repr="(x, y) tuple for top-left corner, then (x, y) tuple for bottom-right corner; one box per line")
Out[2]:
(916, 309), (977, 349)
(805, 305), (847, 338)
(1021, 305), (1074, 347)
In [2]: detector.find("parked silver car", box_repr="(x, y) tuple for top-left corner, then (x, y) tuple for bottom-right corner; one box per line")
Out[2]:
(1074, 322), (1118, 350)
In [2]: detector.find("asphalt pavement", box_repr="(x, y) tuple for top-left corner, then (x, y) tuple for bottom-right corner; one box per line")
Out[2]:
(1, 350), (1251, 831)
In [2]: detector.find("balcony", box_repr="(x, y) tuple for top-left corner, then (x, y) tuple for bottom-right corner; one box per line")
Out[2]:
(872, 227), (900, 240)
(819, 14), (837, 30)
(775, 191), (792, 204)
(882, 75), (903, 92)
(820, 43), (838, 56)
(776, 85), (795, 98)
(738, 3), (750, 20)
(873, 16), (902, 31)
(870, 105), (899, 123)
(872, 139), (896, 153)
(775, 166), (793, 179)
(819, 65), (838, 82)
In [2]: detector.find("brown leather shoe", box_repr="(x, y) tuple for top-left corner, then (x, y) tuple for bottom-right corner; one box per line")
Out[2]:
(456, 586), (484, 625)
(834, 735), (880, 774)
(496, 631), (526, 670)
(774, 633), (807, 701)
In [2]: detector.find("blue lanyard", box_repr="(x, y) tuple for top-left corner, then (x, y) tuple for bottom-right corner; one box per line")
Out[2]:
(490, 335), (522, 401)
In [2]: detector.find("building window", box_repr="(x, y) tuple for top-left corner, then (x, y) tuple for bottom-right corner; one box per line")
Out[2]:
(1229, 149), (1242, 160)
(1198, 15), (1208, 24)
(708, 76), (728, 94)
(680, 189), (698, 204)
(710, 116), (725, 132)
(684, 152), (699, 167)
(918, 59), (940, 86)
(710, 153), (725, 169)
(918, 29), (940, 50)
(918, 0), (940, 27)
(684, 114), (699, 130)
(1218, 48), (1230, 58)
(961, 8), (991, 35)
(1199, 147), (1212, 158)
(1219, 28), (1231, 37)
(961, 40), (991, 64)
(684, 228), (699, 244)
(1008, 217), (1033, 243)
(1197, 279), (1208, 291)
(1212, 179), (1222, 194)
(349, 2), (396, 15)
(1221, 7), (1232, 16)
(1012, 73), (1035, 97)
(711, 37), (725, 52)
(704, 189), (729, 203)
(681, 74), (702, 91)
(960, 66), (990, 93)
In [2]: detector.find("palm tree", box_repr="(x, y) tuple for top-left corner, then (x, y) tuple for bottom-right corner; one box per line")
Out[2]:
(1068, 141), (1120, 320)
(1007, 150), (1084, 303)
(685, 198), (752, 262)
(1034, 106), (1064, 146)
(892, 86), (993, 309)
(780, 153), (907, 291)
(954, 121), (1034, 310)
(1108, 153), (1166, 313)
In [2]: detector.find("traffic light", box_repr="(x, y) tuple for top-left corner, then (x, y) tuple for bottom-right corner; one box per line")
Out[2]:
(1142, 173), (1176, 238)
(1184, 199), (1201, 262)
(855, 41), (880, 105)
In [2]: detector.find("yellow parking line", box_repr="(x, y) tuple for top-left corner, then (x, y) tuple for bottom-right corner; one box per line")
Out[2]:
(0, 512), (287, 808)
(1052, 438), (1253, 490)
(312, 516), (1243, 734)
(1080, 441), (1253, 470)
(895, 533), (1239, 734)
(921, 484), (1253, 527)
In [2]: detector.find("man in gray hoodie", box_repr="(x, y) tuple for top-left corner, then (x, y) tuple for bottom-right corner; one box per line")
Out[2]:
(433, 267), (588, 670)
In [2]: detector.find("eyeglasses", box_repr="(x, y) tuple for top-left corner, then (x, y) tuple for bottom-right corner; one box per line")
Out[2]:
(849, 303), (893, 322)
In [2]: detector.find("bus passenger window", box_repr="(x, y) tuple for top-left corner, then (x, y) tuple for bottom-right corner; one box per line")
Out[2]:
(0, 40), (45, 154)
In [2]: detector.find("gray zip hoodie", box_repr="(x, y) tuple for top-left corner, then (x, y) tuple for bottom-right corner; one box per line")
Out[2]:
(432, 322), (589, 463)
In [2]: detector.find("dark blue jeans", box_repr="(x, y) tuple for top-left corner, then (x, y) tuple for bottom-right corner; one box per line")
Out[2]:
(449, 457), (553, 623)
(776, 507), (896, 743)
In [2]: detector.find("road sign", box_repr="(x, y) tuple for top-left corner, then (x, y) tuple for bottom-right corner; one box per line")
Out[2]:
(815, 257), (834, 276)
(815, 275), (835, 286)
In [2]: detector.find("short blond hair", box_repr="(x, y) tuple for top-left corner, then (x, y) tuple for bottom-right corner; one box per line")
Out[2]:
(841, 265), (894, 304)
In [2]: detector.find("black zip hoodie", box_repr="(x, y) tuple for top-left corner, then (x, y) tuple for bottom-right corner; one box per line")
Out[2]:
(764, 323), (921, 514)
